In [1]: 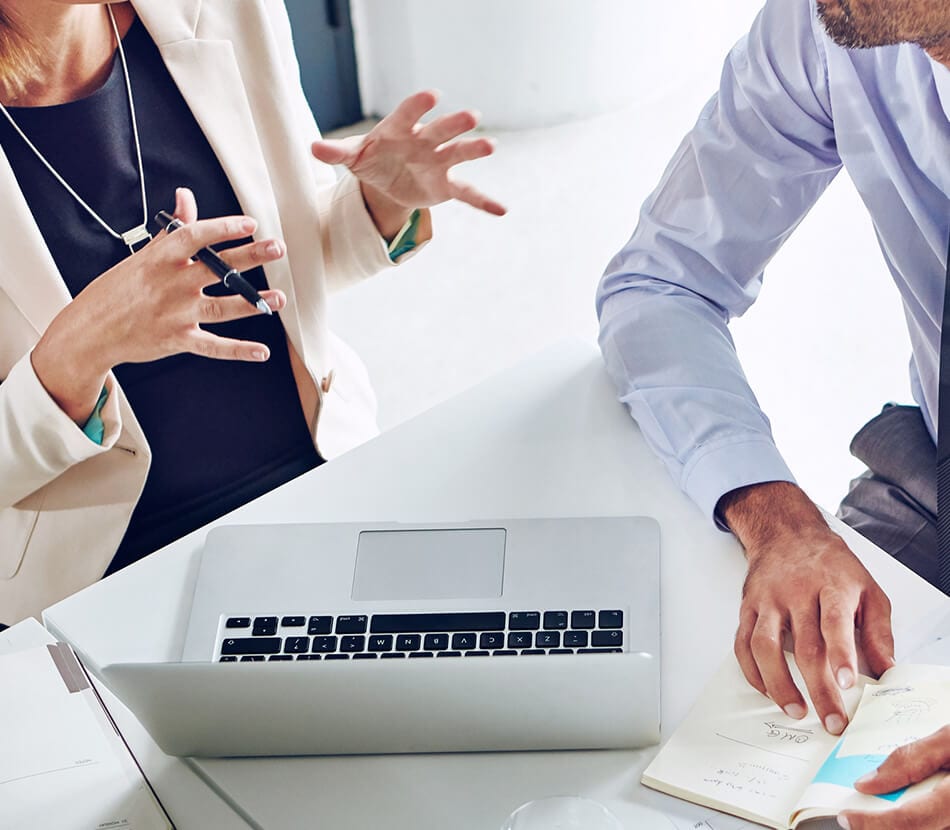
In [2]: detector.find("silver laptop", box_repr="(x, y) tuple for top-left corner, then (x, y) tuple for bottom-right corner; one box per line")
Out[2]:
(101, 516), (661, 757)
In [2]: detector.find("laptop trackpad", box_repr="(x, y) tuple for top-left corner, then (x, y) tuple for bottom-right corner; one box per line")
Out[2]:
(351, 528), (505, 601)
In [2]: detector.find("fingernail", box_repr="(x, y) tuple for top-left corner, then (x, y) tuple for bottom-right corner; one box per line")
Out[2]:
(252, 349), (267, 361)
(837, 816), (850, 830)
(784, 703), (807, 719)
(265, 240), (282, 257)
(837, 667), (855, 689)
(241, 218), (256, 233)
(825, 714), (847, 735)
(854, 772), (876, 786)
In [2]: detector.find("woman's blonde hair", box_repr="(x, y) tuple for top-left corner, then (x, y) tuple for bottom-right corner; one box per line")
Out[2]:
(0, 7), (38, 101)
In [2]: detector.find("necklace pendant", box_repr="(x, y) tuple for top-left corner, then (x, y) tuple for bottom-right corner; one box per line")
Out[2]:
(122, 224), (152, 253)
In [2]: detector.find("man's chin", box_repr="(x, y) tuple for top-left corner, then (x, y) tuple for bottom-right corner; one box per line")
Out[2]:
(817, 0), (880, 48)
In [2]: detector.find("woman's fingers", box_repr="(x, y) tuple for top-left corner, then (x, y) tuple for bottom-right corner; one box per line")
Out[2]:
(384, 89), (439, 131)
(160, 214), (258, 264)
(174, 187), (198, 224)
(311, 136), (363, 167)
(448, 178), (507, 216)
(213, 238), (285, 276)
(418, 110), (479, 146)
(196, 290), (285, 325)
(186, 329), (272, 363)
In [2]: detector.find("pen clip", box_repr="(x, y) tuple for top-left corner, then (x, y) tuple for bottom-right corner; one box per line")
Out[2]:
(154, 210), (182, 234)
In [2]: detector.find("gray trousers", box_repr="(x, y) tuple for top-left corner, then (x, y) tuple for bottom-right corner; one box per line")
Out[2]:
(837, 404), (940, 589)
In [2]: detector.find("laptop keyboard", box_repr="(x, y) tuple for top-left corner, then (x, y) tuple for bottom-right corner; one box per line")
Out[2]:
(215, 610), (625, 661)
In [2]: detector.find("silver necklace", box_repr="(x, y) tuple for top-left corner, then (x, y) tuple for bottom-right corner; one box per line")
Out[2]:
(0, 5), (151, 253)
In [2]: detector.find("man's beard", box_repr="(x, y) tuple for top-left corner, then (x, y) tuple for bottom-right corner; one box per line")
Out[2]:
(816, 0), (902, 48)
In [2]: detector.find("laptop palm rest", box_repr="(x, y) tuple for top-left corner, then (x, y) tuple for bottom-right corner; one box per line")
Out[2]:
(100, 654), (660, 757)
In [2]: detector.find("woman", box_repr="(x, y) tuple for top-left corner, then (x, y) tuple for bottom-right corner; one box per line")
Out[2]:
(0, 0), (505, 623)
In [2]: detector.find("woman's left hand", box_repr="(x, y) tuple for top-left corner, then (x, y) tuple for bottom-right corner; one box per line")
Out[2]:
(311, 90), (505, 239)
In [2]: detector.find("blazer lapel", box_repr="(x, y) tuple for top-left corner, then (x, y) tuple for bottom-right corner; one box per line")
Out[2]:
(135, 0), (305, 352)
(0, 148), (74, 336)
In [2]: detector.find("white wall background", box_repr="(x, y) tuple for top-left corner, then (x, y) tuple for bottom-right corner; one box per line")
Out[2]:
(327, 0), (914, 516)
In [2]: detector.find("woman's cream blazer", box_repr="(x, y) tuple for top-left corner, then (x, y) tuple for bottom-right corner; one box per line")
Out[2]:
(0, 0), (397, 623)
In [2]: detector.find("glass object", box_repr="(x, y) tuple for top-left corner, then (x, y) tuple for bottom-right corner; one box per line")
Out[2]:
(501, 796), (624, 829)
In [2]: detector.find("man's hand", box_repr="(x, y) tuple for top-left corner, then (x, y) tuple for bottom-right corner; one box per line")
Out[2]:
(839, 727), (950, 829)
(721, 482), (895, 735)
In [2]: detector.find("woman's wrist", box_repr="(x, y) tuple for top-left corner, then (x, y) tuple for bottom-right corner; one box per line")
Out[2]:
(359, 180), (414, 243)
(31, 306), (113, 426)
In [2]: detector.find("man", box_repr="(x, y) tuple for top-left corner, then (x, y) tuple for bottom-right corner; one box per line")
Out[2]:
(596, 0), (950, 825)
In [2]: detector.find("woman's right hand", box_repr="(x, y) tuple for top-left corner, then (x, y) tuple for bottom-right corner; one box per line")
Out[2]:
(31, 188), (286, 425)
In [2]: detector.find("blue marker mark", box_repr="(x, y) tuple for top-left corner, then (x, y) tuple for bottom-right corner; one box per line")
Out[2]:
(811, 740), (906, 802)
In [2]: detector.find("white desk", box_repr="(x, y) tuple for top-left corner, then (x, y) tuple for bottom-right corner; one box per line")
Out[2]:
(43, 341), (950, 830)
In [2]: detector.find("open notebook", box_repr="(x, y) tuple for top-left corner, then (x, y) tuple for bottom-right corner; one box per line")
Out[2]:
(0, 621), (172, 830)
(643, 655), (950, 829)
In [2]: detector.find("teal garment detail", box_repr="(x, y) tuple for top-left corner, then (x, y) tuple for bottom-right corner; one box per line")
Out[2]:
(387, 209), (422, 262)
(812, 739), (905, 802)
(81, 386), (109, 445)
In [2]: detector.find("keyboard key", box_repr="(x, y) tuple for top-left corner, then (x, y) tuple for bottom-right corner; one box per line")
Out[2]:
(493, 650), (517, 656)
(509, 611), (540, 630)
(396, 634), (421, 651)
(353, 653), (377, 660)
(284, 637), (311, 654)
(437, 651), (463, 657)
(336, 615), (368, 634)
(480, 632), (505, 649)
(578, 648), (623, 654)
(297, 654), (321, 660)
(381, 653), (406, 659)
(222, 637), (281, 655)
(570, 610), (596, 629)
(325, 654), (349, 660)
(308, 616), (333, 635)
(281, 616), (306, 627)
(521, 649), (545, 655)
(225, 617), (250, 629)
(269, 655), (294, 661)
(543, 611), (568, 630)
(219, 655), (237, 662)
(424, 633), (449, 651)
(341, 635), (366, 652)
(592, 630), (624, 648)
(253, 616), (278, 636)
(507, 632), (533, 649)
(409, 652), (434, 658)
(563, 631), (589, 648)
(451, 633), (477, 650)
(311, 636), (338, 653)
(240, 655), (265, 662)
(536, 631), (560, 648)
(466, 650), (490, 656)
(549, 649), (574, 654)
(368, 635), (394, 652)
(598, 610), (624, 629)
(370, 612), (506, 634)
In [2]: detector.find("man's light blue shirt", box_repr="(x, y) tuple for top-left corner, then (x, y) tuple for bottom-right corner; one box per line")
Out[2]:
(597, 0), (950, 527)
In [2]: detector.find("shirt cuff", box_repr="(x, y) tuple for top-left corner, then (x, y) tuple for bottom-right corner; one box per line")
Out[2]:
(81, 386), (109, 446)
(387, 209), (422, 262)
(681, 435), (797, 531)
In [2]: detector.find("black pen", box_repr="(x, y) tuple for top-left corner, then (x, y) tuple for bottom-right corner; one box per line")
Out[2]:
(154, 210), (272, 316)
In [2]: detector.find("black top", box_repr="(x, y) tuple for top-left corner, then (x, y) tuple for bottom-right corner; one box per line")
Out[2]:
(0, 19), (321, 572)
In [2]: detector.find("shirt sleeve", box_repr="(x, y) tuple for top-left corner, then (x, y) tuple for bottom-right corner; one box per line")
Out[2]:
(596, 0), (841, 527)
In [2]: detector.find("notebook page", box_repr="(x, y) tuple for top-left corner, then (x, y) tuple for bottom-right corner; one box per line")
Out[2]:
(642, 654), (864, 829)
(791, 666), (950, 826)
(0, 644), (172, 830)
